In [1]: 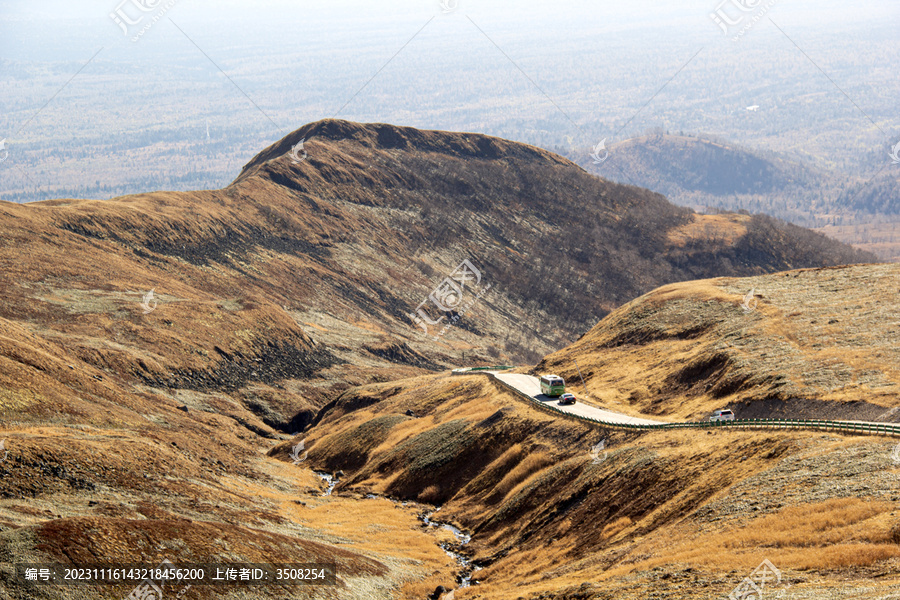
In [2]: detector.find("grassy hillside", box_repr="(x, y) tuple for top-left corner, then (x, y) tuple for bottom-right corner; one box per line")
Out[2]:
(294, 370), (900, 599)
(0, 121), (889, 600)
(536, 263), (900, 422)
(0, 120), (874, 432)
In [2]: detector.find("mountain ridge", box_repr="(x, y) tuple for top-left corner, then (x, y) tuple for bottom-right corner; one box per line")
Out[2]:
(574, 131), (900, 261)
(0, 120), (876, 427)
(235, 119), (568, 184)
(0, 120), (893, 600)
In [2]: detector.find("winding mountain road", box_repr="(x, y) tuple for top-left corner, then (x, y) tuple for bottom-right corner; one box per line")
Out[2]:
(491, 372), (663, 426)
(455, 368), (900, 437)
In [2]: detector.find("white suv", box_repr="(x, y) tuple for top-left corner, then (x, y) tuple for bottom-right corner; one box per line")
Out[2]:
(709, 409), (735, 422)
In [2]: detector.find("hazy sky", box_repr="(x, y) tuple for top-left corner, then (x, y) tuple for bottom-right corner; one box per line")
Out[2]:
(3, 0), (895, 61)
(1, 0), (897, 201)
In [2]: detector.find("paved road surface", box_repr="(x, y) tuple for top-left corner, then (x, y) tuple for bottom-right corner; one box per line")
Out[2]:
(453, 369), (900, 437)
(492, 372), (664, 426)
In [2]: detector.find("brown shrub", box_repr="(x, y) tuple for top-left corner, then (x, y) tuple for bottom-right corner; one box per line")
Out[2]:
(418, 484), (442, 504)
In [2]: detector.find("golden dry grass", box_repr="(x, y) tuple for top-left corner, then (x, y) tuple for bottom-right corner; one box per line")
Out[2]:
(539, 263), (900, 421)
(2, 119), (892, 600)
(721, 498), (893, 549)
(493, 452), (555, 503)
(281, 370), (900, 599)
(666, 213), (751, 248)
(419, 484), (443, 503)
(601, 516), (633, 540)
(597, 497), (899, 583)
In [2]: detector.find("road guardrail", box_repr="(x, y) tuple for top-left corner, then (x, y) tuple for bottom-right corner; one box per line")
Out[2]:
(452, 367), (900, 438)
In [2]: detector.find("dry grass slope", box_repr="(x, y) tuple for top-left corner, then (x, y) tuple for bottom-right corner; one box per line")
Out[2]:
(294, 369), (900, 599)
(0, 121), (890, 600)
(537, 263), (900, 423)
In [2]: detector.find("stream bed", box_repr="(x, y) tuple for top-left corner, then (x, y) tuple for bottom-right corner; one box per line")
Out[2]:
(314, 471), (338, 496)
(421, 509), (481, 587)
(314, 473), (480, 587)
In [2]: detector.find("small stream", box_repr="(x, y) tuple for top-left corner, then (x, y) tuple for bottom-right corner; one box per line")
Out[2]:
(314, 474), (480, 587)
(421, 509), (481, 587)
(314, 471), (338, 496)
